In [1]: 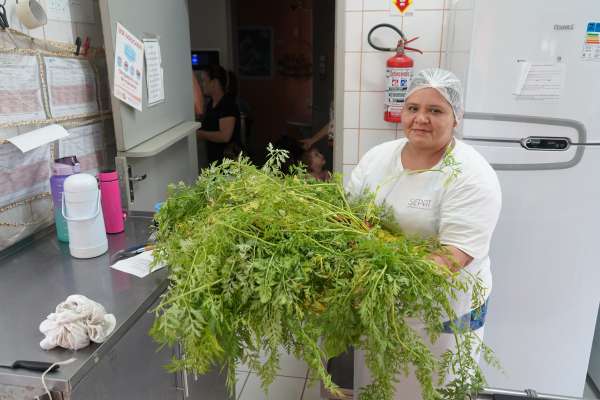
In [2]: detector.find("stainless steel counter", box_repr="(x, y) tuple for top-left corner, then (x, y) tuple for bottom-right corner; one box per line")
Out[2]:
(0, 215), (168, 393)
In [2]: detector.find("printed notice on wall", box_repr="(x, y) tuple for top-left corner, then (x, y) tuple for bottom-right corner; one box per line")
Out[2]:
(45, 57), (99, 118)
(114, 23), (144, 111)
(582, 22), (600, 61)
(513, 61), (566, 101)
(0, 144), (50, 206)
(143, 38), (165, 106)
(0, 54), (46, 123)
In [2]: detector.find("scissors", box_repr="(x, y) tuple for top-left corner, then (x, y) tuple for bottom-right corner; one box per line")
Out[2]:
(0, 0), (9, 30)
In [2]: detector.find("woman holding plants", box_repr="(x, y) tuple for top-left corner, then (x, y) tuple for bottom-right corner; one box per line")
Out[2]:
(347, 68), (502, 399)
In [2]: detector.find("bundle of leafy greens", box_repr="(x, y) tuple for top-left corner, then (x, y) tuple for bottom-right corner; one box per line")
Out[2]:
(150, 146), (497, 400)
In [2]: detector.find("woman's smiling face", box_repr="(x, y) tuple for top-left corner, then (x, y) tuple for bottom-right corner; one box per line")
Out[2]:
(401, 88), (456, 152)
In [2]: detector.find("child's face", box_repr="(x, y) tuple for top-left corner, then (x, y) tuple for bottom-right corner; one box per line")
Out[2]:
(307, 149), (326, 171)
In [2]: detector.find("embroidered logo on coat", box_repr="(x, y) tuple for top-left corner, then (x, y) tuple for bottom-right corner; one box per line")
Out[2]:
(407, 198), (432, 209)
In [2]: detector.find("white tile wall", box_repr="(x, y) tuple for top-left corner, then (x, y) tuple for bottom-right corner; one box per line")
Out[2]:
(363, 0), (390, 11)
(401, 11), (444, 52)
(360, 51), (389, 91)
(345, 12), (364, 52)
(344, 92), (360, 128)
(412, 51), (441, 72)
(414, 0), (445, 10)
(343, 129), (359, 164)
(359, 130), (397, 157)
(346, 0), (363, 11)
(345, 52), (362, 91)
(359, 92), (396, 130)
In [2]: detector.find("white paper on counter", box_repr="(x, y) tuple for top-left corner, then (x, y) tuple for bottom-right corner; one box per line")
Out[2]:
(7, 124), (69, 153)
(114, 23), (144, 111)
(0, 54), (46, 123)
(143, 38), (165, 106)
(44, 57), (99, 118)
(110, 250), (166, 278)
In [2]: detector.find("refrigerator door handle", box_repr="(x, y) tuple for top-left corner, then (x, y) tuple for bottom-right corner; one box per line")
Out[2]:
(462, 112), (587, 171)
(478, 386), (583, 400)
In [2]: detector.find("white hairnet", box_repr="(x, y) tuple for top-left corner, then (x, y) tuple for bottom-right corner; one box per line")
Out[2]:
(405, 68), (464, 123)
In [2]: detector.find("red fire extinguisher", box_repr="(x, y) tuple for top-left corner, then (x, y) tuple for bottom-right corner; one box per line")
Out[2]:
(368, 24), (422, 123)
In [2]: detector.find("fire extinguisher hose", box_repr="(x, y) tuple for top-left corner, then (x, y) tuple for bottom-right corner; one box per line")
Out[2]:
(367, 23), (406, 51)
(367, 23), (422, 54)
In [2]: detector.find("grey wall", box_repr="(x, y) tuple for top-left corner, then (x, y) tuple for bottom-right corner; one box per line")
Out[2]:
(188, 0), (233, 69)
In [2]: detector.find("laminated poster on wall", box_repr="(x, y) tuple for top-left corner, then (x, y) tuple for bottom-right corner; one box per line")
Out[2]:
(0, 54), (46, 124)
(58, 123), (105, 172)
(113, 22), (144, 111)
(0, 144), (51, 206)
(44, 57), (100, 118)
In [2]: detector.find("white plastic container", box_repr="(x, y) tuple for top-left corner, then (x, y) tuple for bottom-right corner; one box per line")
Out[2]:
(62, 173), (108, 259)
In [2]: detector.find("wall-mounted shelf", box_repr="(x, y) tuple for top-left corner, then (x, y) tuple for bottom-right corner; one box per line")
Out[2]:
(119, 121), (200, 158)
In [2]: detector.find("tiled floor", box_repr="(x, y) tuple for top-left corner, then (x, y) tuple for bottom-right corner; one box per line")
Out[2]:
(236, 351), (600, 399)
(235, 349), (325, 400)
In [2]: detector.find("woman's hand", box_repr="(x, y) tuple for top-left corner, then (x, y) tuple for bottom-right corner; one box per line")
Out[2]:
(429, 245), (473, 273)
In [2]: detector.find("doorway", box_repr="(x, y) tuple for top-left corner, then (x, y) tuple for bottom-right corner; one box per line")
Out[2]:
(188, 0), (337, 176)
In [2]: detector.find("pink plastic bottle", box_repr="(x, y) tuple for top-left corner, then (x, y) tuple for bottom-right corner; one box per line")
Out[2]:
(98, 170), (125, 234)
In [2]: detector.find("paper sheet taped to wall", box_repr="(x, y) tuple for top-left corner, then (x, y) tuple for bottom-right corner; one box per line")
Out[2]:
(44, 57), (99, 118)
(0, 54), (46, 123)
(143, 38), (165, 106)
(0, 144), (50, 206)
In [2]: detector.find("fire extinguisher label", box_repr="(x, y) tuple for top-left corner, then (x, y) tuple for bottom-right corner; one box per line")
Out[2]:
(385, 67), (412, 107)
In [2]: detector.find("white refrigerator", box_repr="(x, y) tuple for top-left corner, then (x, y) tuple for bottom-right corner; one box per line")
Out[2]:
(461, 1), (600, 398)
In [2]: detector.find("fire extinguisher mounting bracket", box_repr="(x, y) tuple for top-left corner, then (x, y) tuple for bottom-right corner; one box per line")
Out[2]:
(367, 23), (422, 54)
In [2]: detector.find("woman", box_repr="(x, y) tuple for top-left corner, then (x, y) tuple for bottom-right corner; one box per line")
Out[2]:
(195, 64), (241, 164)
(347, 68), (502, 399)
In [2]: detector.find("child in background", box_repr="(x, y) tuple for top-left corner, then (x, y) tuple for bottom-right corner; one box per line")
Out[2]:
(301, 147), (331, 181)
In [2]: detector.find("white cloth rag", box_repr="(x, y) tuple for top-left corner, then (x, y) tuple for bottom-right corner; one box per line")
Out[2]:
(39, 295), (116, 350)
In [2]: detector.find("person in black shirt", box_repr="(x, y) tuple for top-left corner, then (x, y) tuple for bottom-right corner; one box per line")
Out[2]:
(196, 65), (241, 164)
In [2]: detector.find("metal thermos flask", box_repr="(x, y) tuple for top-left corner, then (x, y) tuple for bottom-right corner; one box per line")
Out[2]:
(97, 170), (125, 234)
